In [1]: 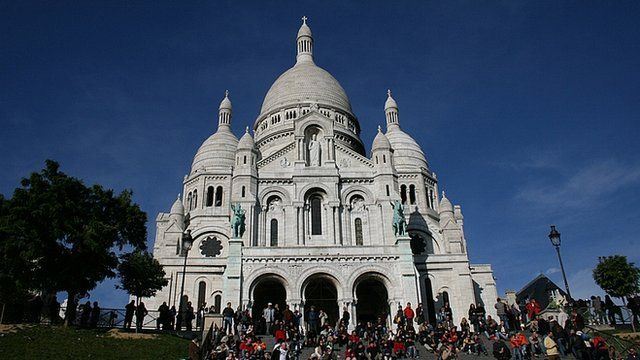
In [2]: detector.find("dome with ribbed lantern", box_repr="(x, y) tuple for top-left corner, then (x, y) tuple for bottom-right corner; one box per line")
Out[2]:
(258, 17), (354, 120)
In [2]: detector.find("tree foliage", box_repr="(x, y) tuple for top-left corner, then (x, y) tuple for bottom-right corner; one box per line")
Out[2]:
(117, 250), (167, 302)
(593, 255), (640, 299)
(0, 160), (147, 322)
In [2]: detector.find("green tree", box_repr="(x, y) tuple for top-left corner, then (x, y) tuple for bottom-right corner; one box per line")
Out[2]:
(593, 255), (640, 300)
(117, 250), (168, 304)
(0, 160), (147, 324)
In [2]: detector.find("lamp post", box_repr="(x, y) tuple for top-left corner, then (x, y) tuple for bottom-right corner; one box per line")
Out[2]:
(548, 225), (571, 300)
(178, 229), (193, 321)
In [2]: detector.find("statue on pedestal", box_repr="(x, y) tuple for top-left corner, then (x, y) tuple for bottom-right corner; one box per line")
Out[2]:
(230, 203), (246, 238)
(308, 133), (320, 166)
(391, 200), (407, 237)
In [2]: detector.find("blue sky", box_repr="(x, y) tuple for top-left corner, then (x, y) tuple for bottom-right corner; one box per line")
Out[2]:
(2, 1), (639, 308)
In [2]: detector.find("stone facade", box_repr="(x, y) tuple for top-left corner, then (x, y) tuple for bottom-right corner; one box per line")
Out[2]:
(145, 18), (498, 326)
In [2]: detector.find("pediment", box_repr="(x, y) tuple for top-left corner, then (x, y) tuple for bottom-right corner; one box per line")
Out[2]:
(335, 144), (374, 170)
(256, 142), (296, 172)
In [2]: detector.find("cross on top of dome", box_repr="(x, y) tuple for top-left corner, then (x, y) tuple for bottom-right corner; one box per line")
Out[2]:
(302, 16), (307, 24)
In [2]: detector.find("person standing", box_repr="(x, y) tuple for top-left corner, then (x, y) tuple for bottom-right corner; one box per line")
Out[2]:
(416, 303), (425, 325)
(90, 301), (100, 328)
(263, 303), (275, 335)
(80, 301), (92, 328)
(319, 309), (328, 328)
(124, 300), (136, 329)
(404, 303), (415, 327)
(222, 302), (235, 335)
(157, 302), (169, 330)
(306, 305), (319, 335)
(604, 295), (618, 325)
(495, 298), (510, 331)
(544, 331), (560, 360)
(185, 301), (194, 331)
(135, 301), (148, 331)
(342, 306), (351, 327)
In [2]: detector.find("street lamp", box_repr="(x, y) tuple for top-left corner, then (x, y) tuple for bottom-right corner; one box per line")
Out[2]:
(548, 225), (571, 300)
(178, 229), (193, 325)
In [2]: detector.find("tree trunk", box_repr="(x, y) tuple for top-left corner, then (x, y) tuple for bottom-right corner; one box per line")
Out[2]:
(63, 291), (77, 327)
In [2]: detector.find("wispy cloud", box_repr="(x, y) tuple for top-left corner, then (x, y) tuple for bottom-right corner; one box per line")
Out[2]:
(515, 159), (640, 209)
(545, 267), (560, 275)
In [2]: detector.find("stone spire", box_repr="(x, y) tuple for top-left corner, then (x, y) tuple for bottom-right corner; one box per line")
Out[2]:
(296, 16), (314, 64)
(218, 90), (232, 130)
(385, 89), (400, 130)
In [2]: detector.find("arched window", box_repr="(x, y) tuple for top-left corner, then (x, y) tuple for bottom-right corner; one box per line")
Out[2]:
(243, 155), (247, 164)
(197, 281), (206, 309)
(383, 154), (387, 163)
(428, 189), (434, 209)
(270, 219), (278, 246)
(206, 186), (214, 207)
(375, 156), (379, 164)
(355, 218), (363, 246)
(400, 185), (407, 204)
(409, 185), (416, 205)
(215, 186), (223, 207)
(192, 190), (198, 210)
(214, 294), (222, 314)
(241, 186), (246, 198)
(187, 192), (193, 211)
(311, 196), (322, 235)
(385, 185), (390, 197)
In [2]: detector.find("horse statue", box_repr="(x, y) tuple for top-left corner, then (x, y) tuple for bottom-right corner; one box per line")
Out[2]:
(230, 203), (246, 238)
(391, 200), (407, 237)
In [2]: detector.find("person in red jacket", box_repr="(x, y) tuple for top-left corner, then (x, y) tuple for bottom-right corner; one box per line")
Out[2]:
(404, 302), (415, 327)
(526, 299), (541, 323)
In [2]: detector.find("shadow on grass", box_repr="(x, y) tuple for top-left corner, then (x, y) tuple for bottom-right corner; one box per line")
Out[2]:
(0, 325), (190, 360)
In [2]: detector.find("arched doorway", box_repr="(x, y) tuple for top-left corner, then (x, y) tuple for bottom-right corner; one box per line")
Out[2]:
(252, 276), (287, 333)
(303, 275), (339, 325)
(355, 276), (389, 324)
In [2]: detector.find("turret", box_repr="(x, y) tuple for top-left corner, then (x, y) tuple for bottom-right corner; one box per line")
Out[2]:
(218, 90), (232, 129)
(296, 16), (314, 64)
(372, 125), (394, 172)
(169, 194), (185, 230)
(385, 89), (399, 130)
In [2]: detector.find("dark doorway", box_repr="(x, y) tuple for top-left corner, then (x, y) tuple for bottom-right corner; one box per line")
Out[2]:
(356, 277), (389, 324)
(424, 278), (436, 324)
(304, 277), (338, 325)
(252, 277), (286, 324)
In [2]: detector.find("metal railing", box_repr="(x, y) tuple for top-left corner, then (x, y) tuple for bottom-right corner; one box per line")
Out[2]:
(51, 306), (206, 331)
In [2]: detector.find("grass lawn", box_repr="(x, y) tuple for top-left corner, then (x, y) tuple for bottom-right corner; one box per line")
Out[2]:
(0, 324), (190, 359)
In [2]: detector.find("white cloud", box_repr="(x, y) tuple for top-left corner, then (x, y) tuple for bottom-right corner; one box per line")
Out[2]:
(545, 267), (560, 275)
(566, 267), (604, 300)
(515, 159), (640, 209)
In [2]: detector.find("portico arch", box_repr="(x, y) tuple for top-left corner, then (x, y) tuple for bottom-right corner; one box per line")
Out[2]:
(301, 273), (341, 325)
(249, 274), (288, 326)
(353, 272), (390, 324)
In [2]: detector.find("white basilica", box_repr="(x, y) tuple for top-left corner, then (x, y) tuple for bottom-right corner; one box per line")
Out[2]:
(147, 18), (498, 325)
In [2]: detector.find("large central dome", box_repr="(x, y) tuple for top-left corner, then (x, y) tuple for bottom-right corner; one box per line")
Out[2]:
(257, 18), (354, 119)
(260, 62), (353, 116)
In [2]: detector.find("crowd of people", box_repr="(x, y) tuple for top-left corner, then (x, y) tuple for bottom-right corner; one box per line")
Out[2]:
(189, 297), (638, 360)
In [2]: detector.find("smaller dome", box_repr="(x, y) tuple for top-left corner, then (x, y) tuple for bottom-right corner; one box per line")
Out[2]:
(372, 126), (391, 151)
(386, 127), (428, 170)
(170, 194), (184, 215)
(439, 192), (454, 214)
(237, 127), (255, 150)
(219, 90), (232, 110)
(385, 90), (398, 110)
(191, 128), (239, 173)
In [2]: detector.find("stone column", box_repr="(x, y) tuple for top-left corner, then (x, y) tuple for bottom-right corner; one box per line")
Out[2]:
(332, 206), (340, 245)
(396, 235), (419, 307)
(222, 238), (243, 308)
